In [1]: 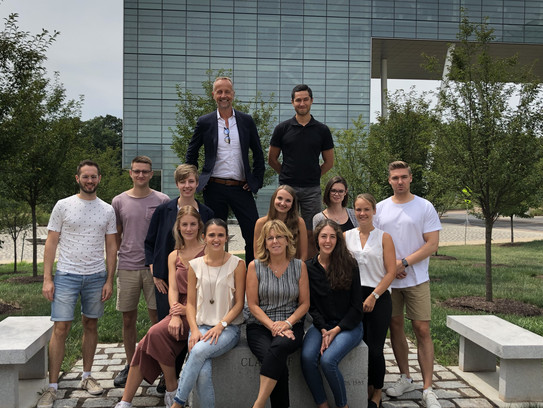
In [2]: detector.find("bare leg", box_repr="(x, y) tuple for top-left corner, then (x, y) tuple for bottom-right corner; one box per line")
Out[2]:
(122, 310), (138, 363)
(148, 308), (158, 325)
(81, 316), (98, 372)
(252, 375), (278, 408)
(389, 315), (411, 378)
(412, 320), (434, 389)
(120, 364), (145, 402)
(48, 321), (72, 383)
(158, 361), (179, 392)
(371, 388), (382, 405)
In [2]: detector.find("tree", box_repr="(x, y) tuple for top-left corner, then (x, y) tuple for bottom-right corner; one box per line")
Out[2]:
(430, 15), (543, 301)
(171, 69), (277, 188)
(55, 115), (131, 205)
(0, 199), (31, 273)
(0, 13), (82, 276)
(368, 88), (441, 202)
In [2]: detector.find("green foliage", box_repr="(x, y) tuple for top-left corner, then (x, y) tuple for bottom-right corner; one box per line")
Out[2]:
(171, 69), (277, 187)
(430, 15), (543, 300)
(0, 14), (83, 276)
(369, 88), (441, 202)
(328, 115), (372, 206)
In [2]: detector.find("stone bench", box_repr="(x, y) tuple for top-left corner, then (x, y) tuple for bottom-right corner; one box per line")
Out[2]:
(0, 316), (54, 408)
(191, 325), (368, 407)
(447, 314), (543, 402)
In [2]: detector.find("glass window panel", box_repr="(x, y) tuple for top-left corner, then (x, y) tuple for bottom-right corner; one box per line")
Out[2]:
(372, 19), (394, 37)
(163, 0), (187, 11)
(395, 3), (416, 20)
(187, 0), (210, 12)
(372, 1), (394, 19)
(304, 0), (326, 16)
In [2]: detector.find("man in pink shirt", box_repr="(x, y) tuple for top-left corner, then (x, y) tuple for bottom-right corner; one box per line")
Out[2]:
(111, 156), (170, 387)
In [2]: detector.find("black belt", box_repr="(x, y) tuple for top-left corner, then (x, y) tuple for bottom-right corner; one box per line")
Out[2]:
(209, 177), (245, 186)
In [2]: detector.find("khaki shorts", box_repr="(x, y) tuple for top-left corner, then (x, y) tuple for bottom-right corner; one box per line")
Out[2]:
(390, 280), (431, 321)
(116, 269), (157, 312)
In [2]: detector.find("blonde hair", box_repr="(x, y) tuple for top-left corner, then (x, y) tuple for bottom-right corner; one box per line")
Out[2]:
(255, 220), (296, 265)
(172, 206), (203, 249)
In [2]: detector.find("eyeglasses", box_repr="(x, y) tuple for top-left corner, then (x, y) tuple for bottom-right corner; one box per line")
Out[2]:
(266, 235), (285, 243)
(224, 127), (230, 144)
(131, 169), (152, 175)
(330, 189), (346, 195)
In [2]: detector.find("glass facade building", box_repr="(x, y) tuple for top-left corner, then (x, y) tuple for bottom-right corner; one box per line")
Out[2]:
(123, 0), (543, 197)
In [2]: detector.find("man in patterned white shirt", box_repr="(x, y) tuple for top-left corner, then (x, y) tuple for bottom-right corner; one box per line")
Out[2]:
(37, 160), (117, 408)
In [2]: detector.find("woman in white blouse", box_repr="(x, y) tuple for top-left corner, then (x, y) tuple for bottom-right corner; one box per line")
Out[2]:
(344, 193), (396, 408)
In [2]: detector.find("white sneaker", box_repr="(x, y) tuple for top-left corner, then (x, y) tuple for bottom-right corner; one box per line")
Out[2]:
(164, 390), (176, 408)
(386, 374), (416, 397)
(80, 375), (104, 395)
(422, 388), (441, 408)
(37, 387), (56, 408)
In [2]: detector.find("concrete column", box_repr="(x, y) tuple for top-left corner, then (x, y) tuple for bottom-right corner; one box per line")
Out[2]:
(380, 58), (388, 119)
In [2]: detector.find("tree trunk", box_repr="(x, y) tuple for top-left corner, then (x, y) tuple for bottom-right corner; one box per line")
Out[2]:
(32, 204), (38, 277)
(510, 215), (514, 244)
(485, 218), (493, 302)
(12, 234), (18, 274)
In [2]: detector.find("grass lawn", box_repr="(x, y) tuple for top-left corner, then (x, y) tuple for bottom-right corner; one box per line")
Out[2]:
(1, 240), (542, 371)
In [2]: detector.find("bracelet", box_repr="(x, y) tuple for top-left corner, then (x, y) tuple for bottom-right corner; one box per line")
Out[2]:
(285, 319), (293, 329)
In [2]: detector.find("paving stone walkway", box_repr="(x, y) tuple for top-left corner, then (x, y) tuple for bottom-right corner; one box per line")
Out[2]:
(43, 338), (498, 408)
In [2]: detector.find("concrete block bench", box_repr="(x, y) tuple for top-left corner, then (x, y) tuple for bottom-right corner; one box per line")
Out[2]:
(191, 325), (368, 407)
(0, 316), (54, 408)
(447, 314), (543, 402)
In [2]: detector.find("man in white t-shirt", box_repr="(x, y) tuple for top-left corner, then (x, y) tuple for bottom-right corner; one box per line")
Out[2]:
(111, 156), (169, 387)
(373, 161), (442, 408)
(38, 160), (117, 408)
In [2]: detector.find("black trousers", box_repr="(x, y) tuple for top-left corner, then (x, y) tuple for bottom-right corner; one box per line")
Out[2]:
(362, 286), (392, 389)
(203, 181), (259, 264)
(246, 322), (304, 408)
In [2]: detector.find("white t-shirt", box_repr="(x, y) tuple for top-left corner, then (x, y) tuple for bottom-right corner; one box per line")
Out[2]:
(47, 195), (117, 275)
(374, 195), (441, 288)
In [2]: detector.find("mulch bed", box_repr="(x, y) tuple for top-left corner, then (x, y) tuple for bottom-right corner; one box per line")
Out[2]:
(7, 275), (44, 284)
(0, 301), (21, 314)
(442, 296), (543, 317)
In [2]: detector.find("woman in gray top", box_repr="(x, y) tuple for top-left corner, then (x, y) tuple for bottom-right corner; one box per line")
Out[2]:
(312, 176), (358, 232)
(246, 219), (310, 408)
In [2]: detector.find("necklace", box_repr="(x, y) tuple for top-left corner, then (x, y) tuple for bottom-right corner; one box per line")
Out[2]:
(269, 259), (288, 277)
(325, 207), (345, 222)
(206, 253), (226, 304)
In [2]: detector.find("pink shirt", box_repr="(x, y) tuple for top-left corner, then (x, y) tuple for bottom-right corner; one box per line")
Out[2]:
(112, 190), (170, 270)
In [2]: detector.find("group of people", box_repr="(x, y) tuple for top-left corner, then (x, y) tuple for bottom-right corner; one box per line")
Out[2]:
(37, 76), (443, 408)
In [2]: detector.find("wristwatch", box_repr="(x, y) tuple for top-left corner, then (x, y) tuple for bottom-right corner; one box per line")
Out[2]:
(372, 291), (380, 300)
(401, 258), (409, 268)
(220, 321), (228, 328)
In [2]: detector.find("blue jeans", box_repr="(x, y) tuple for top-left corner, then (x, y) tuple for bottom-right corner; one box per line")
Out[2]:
(174, 324), (240, 407)
(51, 270), (107, 321)
(301, 323), (363, 407)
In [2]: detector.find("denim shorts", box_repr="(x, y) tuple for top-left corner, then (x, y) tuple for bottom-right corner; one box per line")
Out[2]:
(51, 270), (107, 321)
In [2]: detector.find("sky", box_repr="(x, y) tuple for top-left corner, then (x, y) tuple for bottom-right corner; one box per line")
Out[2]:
(0, 0), (438, 122)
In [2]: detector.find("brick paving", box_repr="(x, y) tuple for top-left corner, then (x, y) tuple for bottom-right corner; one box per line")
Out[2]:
(43, 339), (498, 408)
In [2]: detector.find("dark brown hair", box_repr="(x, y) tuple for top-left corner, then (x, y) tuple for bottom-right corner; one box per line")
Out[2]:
(314, 219), (355, 290)
(323, 176), (348, 207)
